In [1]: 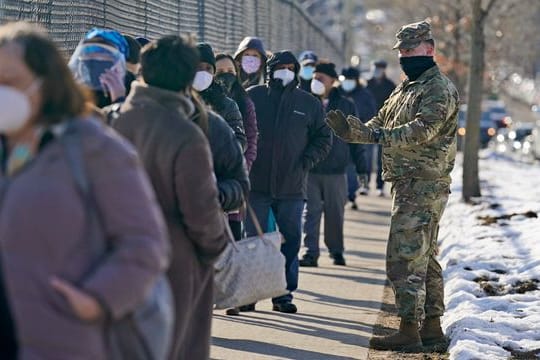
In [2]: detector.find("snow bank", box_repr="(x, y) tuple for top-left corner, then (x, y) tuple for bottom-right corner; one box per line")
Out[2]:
(439, 152), (540, 359)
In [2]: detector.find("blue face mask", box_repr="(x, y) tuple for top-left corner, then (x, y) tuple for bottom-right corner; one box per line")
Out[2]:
(341, 79), (357, 93)
(299, 66), (315, 81)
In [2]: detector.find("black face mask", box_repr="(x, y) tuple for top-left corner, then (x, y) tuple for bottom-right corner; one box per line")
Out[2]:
(215, 72), (238, 94)
(399, 56), (436, 81)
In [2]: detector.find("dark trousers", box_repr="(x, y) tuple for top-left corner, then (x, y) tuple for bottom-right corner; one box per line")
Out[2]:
(346, 164), (358, 202)
(303, 173), (347, 257)
(245, 191), (304, 303)
(365, 144), (375, 182)
(376, 144), (384, 190)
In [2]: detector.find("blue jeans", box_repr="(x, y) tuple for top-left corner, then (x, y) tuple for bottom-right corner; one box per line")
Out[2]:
(245, 191), (305, 303)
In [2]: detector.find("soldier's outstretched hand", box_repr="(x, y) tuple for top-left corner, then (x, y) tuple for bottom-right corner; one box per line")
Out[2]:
(345, 115), (376, 143)
(326, 110), (351, 140)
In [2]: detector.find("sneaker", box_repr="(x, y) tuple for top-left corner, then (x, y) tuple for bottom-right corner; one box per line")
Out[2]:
(351, 201), (359, 210)
(299, 254), (318, 267)
(358, 186), (369, 196)
(377, 189), (385, 197)
(332, 253), (346, 266)
(272, 302), (298, 313)
(226, 307), (240, 316)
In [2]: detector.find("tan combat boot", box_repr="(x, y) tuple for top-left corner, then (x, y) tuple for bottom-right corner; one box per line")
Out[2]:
(420, 316), (448, 350)
(370, 318), (422, 352)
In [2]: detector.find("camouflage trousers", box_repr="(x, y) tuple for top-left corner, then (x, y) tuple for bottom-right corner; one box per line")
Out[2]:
(387, 178), (450, 322)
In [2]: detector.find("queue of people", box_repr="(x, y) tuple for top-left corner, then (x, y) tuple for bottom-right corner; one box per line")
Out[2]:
(0, 18), (424, 359)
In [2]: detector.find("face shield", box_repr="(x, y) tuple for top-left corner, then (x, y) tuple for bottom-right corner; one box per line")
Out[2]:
(69, 43), (126, 91)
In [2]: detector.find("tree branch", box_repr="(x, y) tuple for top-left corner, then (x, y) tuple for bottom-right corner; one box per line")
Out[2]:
(481, 0), (498, 20)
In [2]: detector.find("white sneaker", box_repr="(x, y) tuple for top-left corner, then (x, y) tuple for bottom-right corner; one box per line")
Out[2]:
(377, 189), (385, 197)
(358, 186), (369, 196)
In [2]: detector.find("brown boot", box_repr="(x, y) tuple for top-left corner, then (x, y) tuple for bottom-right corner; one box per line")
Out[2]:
(420, 316), (448, 349)
(370, 319), (422, 352)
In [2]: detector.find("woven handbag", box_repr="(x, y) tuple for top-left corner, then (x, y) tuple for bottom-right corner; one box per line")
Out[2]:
(214, 206), (288, 309)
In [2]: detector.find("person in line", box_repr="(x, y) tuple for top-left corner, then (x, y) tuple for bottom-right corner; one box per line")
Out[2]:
(112, 35), (229, 360)
(234, 36), (267, 89)
(338, 66), (377, 208)
(69, 28), (130, 109)
(122, 34), (142, 94)
(326, 21), (459, 352)
(195, 42), (247, 151)
(214, 52), (259, 316)
(0, 22), (168, 359)
(246, 51), (332, 314)
(298, 50), (318, 92)
(192, 43), (250, 247)
(299, 62), (366, 268)
(367, 59), (396, 197)
(215, 53), (258, 172)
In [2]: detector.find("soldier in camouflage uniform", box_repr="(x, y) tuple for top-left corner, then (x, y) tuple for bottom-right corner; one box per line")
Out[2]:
(326, 20), (459, 352)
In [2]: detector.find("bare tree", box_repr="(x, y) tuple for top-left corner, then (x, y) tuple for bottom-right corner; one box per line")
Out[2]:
(462, 0), (497, 202)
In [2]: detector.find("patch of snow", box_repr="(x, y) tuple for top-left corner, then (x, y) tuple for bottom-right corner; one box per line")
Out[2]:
(439, 151), (540, 360)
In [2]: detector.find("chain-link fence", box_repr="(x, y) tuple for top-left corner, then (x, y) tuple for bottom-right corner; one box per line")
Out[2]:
(0, 0), (344, 62)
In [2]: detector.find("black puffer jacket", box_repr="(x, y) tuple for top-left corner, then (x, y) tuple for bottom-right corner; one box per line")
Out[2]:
(311, 88), (367, 175)
(248, 80), (331, 199)
(201, 82), (247, 151)
(195, 109), (250, 212)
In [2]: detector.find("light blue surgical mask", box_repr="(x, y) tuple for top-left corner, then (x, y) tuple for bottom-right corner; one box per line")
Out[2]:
(299, 65), (315, 81)
(341, 79), (357, 93)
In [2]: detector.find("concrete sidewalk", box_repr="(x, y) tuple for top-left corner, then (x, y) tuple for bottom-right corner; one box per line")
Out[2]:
(211, 194), (392, 360)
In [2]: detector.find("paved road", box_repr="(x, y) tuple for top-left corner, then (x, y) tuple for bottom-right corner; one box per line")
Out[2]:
(211, 194), (392, 360)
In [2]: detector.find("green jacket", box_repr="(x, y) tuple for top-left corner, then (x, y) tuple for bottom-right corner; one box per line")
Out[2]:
(365, 65), (459, 182)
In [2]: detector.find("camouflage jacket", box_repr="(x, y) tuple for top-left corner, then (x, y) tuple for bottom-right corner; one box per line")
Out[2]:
(365, 65), (459, 182)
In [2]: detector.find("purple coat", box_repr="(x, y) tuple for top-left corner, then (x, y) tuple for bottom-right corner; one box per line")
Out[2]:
(243, 97), (258, 171)
(0, 119), (169, 360)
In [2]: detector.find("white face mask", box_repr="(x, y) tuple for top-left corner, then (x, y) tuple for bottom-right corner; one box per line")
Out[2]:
(192, 71), (214, 92)
(0, 80), (40, 134)
(310, 79), (326, 96)
(341, 79), (357, 93)
(273, 69), (295, 87)
(241, 55), (261, 74)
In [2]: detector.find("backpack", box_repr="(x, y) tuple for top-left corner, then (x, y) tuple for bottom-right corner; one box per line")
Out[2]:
(60, 120), (174, 360)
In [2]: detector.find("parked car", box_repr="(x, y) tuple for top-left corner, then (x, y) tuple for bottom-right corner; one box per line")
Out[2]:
(484, 99), (511, 129)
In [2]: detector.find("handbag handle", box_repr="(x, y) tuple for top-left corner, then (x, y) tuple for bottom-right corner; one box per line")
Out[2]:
(223, 204), (274, 247)
(247, 204), (265, 238)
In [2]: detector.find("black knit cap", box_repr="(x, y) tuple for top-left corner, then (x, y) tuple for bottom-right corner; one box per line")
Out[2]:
(123, 34), (141, 64)
(196, 42), (216, 70)
(341, 66), (360, 79)
(373, 59), (388, 68)
(314, 62), (338, 79)
(266, 50), (300, 74)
